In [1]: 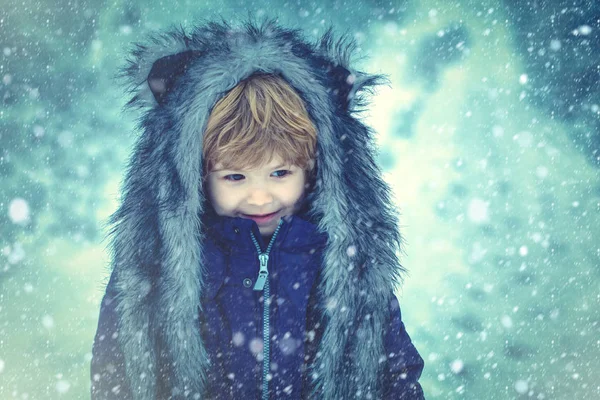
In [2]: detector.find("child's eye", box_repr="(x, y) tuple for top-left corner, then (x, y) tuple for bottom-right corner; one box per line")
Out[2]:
(223, 174), (245, 181)
(272, 170), (291, 178)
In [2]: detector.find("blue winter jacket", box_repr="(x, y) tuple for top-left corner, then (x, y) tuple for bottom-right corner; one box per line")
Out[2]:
(91, 215), (424, 399)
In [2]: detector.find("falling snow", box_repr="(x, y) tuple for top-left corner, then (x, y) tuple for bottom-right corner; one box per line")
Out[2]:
(450, 359), (464, 374)
(467, 198), (489, 224)
(1, 1), (598, 399)
(346, 245), (357, 257)
(232, 331), (245, 347)
(514, 380), (529, 394)
(249, 338), (263, 360)
(56, 380), (71, 394)
(42, 315), (55, 330)
(8, 198), (30, 225)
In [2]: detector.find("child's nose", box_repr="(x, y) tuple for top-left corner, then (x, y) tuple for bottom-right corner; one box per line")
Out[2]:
(246, 188), (273, 206)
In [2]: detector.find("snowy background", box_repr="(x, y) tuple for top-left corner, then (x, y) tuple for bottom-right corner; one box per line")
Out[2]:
(1, 0), (599, 399)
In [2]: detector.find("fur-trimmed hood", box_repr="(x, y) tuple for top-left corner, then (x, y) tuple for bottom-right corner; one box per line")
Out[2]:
(107, 18), (405, 399)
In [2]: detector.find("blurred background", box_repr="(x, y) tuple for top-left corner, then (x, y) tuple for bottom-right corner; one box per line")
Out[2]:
(1, 0), (598, 398)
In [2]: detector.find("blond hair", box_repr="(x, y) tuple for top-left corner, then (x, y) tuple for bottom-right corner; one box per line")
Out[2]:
(202, 73), (317, 177)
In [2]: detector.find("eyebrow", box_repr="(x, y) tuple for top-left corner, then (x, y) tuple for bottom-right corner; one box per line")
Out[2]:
(211, 164), (289, 173)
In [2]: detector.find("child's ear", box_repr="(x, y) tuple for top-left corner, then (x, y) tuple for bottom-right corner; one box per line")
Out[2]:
(147, 50), (201, 105)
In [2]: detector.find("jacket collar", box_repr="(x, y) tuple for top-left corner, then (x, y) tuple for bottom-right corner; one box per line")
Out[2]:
(204, 214), (329, 253)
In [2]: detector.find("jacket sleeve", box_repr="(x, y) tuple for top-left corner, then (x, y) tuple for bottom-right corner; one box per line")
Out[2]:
(90, 272), (133, 400)
(383, 295), (425, 399)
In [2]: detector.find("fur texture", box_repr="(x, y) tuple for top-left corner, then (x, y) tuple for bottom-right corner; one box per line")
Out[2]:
(107, 18), (405, 399)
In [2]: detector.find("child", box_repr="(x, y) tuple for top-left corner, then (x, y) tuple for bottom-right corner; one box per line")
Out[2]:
(91, 19), (424, 399)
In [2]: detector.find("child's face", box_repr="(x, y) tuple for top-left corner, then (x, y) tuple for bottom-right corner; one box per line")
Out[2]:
(205, 154), (307, 238)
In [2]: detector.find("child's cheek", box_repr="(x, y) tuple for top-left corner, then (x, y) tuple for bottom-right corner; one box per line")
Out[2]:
(210, 182), (239, 215)
(205, 178), (224, 212)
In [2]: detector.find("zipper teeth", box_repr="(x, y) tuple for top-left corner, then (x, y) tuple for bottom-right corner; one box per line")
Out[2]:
(250, 218), (283, 253)
(262, 280), (270, 400)
(250, 218), (283, 400)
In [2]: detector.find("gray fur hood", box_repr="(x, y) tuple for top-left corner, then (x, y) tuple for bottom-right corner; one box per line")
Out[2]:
(107, 18), (405, 399)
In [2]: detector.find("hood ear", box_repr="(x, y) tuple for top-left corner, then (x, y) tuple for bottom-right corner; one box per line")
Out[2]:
(315, 30), (389, 113)
(147, 50), (202, 105)
(325, 63), (355, 111)
(319, 60), (387, 112)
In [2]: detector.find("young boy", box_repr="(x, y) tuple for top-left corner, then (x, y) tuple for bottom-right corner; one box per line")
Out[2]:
(91, 19), (424, 399)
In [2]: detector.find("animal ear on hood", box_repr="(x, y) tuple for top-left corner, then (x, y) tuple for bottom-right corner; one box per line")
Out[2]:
(316, 29), (389, 113)
(321, 60), (388, 113)
(147, 50), (202, 105)
(324, 63), (355, 111)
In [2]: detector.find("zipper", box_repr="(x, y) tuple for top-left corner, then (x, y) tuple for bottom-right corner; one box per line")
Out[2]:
(250, 218), (283, 400)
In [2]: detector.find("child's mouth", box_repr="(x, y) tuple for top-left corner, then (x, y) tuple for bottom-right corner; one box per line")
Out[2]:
(242, 211), (279, 224)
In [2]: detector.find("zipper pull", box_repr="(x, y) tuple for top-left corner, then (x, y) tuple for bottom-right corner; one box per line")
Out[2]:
(253, 253), (269, 291)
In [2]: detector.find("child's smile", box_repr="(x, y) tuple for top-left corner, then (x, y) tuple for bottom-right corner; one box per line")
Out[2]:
(241, 210), (280, 225)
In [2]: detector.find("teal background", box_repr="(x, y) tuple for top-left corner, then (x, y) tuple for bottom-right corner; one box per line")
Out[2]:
(1, 0), (598, 399)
